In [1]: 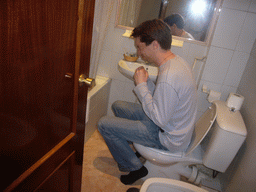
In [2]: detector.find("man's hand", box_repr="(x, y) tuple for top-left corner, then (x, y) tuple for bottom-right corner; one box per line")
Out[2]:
(134, 66), (149, 86)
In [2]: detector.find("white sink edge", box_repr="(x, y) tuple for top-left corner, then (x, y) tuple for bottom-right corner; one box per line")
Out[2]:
(118, 60), (158, 82)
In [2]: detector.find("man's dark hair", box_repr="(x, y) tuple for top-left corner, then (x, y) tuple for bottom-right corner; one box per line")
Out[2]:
(131, 19), (172, 50)
(164, 13), (185, 29)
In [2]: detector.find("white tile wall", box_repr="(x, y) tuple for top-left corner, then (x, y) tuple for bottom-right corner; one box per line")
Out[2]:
(94, 0), (256, 118)
(249, 0), (256, 13)
(220, 85), (238, 101)
(211, 8), (247, 50)
(186, 43), (208, 67)
(107, 79), (137, 116)
(222, 0), (251, 11)
(202, 46), (234, 84)
(236, 13), (256, 53)
(223, 51), (250, 87)
(171, 42), (191, 62)
(197, 0), (256, 114)
(102, 27), (135, 54)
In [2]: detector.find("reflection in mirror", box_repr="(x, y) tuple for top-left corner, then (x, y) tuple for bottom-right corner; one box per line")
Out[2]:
(116, 0), (223, 44)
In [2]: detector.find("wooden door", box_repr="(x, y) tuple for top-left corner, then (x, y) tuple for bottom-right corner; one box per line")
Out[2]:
(0, 0), (95, 191)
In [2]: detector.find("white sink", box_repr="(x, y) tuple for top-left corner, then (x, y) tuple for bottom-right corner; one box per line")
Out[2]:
(118, 60), (158, 82)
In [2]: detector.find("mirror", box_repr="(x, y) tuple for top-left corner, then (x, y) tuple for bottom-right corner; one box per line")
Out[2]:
(116, 0), (223, 45)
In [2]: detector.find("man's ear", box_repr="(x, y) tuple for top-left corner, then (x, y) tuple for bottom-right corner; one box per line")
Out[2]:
(152, 40), (160, 50)
(172, 23), (177, 29)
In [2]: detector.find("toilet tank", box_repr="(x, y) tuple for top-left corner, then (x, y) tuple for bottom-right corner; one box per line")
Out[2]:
(202, 101), (247, 173)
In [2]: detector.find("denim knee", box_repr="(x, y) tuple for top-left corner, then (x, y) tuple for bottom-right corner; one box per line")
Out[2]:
(111, 100), (124, 112)
(97, 116), (108, 133)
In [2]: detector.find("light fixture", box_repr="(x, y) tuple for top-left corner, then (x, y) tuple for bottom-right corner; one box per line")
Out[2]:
(190, 0), (207, 16)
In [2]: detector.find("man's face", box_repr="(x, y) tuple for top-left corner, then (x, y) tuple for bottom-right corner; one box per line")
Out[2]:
(134, 37), (154, 63)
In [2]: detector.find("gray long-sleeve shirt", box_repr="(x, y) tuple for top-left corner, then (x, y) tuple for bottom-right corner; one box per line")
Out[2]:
(134, 55), (197, 152)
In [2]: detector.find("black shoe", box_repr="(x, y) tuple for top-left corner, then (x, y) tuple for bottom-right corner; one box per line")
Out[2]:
(135, 151), (141, 158)
(126, 187), (140, 192)
(120, 166), (148, 185)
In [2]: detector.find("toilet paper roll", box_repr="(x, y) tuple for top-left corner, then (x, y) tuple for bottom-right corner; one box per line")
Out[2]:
(207, 90), (221, 103)
(226, 93), (244, 111)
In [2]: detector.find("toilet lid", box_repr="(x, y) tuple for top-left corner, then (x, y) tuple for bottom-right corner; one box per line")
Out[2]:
(185, 103), (217, 156)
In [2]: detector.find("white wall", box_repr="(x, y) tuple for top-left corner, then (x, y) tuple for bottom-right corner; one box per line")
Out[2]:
(199, 3), (256, 190)
(221, 40), (256, 192)
(197, 0), (256, 118)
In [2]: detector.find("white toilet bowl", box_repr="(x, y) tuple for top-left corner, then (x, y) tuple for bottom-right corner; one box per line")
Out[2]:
(140, 178), (208, 192)
(134, 143), (204, 181)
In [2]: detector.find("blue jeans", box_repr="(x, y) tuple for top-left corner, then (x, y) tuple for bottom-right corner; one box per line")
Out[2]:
(97, 100), (168, 172)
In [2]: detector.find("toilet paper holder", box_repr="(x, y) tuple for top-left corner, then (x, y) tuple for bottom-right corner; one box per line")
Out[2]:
(202, 85), (221, 103)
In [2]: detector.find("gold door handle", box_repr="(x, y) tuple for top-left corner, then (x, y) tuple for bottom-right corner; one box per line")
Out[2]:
(79, 74), (95, 87)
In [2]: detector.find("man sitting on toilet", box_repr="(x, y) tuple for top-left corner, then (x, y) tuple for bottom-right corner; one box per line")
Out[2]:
(98, 19), (197, 185)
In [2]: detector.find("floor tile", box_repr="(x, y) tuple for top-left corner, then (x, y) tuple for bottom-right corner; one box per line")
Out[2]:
(81, 130), (143, 192)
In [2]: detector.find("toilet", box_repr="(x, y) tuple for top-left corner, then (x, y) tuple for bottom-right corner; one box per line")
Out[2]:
(134, 100), (247, 184)
(140, 178), (208, 192)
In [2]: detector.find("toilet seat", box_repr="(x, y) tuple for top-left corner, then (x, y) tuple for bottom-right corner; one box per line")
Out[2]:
(134, 143), (203, 165)
(140, 178), (208, 192)
(142, 146), (184, 157)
